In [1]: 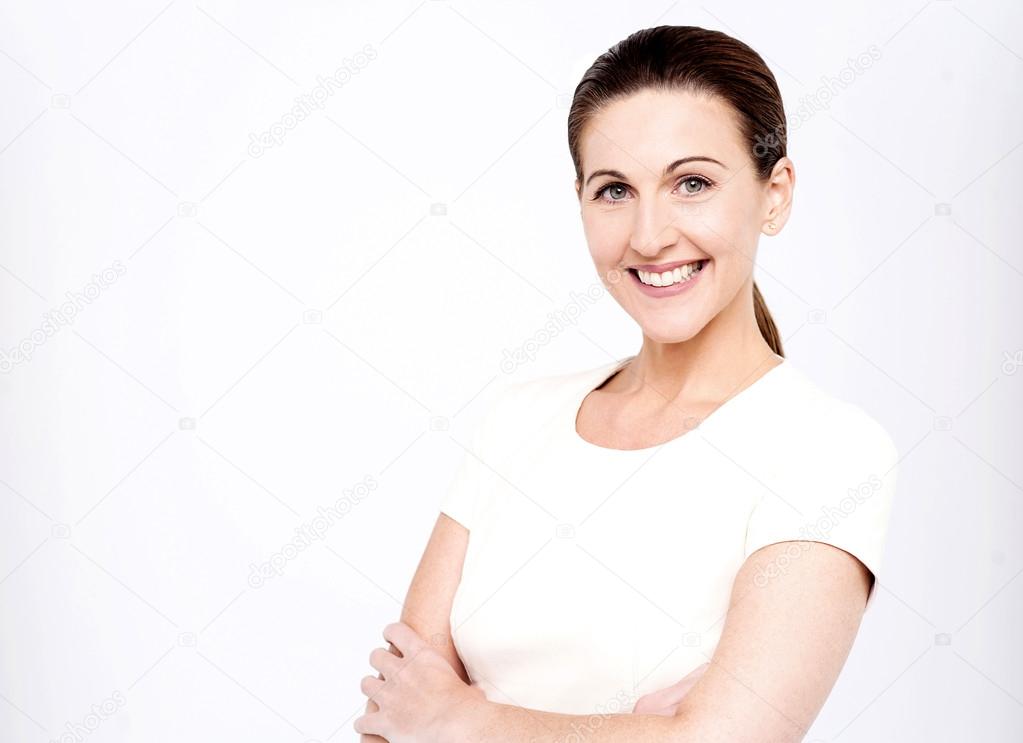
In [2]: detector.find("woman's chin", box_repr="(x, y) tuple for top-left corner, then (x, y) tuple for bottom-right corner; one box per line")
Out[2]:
(635, 321), (706, 345)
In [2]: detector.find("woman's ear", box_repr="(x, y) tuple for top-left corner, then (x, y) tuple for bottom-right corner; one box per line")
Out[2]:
(763, 156), (795, 234)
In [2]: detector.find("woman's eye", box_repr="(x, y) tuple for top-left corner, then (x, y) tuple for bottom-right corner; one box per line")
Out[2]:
(680, 176), (711, 194)
(596, 183), (628, 201)
(592, 175), (713, 204)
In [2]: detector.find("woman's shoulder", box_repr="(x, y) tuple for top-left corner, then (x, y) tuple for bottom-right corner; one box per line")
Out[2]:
(773, 360), (899, 466)
(501, 357), (628, 406)
(475, 357), (629, 443)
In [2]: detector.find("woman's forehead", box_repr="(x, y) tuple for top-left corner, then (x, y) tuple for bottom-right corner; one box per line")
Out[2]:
(579, 93), (745, 181)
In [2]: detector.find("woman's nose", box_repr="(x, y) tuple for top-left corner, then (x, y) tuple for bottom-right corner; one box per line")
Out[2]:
(630, 195), (684, 257)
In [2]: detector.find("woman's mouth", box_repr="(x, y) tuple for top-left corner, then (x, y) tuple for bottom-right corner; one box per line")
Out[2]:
(627, 259), (708, 297)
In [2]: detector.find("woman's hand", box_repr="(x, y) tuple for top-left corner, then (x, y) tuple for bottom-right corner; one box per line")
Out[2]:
(355, 621), (486, 742)
(632, 662), (710, 716)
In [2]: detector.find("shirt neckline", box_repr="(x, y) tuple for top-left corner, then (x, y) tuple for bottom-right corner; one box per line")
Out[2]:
(569, 354), (789, 454)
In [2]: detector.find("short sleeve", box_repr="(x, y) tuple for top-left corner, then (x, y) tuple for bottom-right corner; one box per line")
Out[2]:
(439, 420), (487, 531)
(742, 404), (900, 612)
(440, 378), (520, 530)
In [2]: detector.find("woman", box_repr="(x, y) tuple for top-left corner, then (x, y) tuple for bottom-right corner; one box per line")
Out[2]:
(357, 24), (899, 742)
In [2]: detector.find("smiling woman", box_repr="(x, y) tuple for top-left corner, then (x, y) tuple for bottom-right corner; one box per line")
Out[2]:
(357, 24), (900, 743)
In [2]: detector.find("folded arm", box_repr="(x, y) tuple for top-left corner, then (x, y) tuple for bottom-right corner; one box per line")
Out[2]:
(359, 513), (472, 743)
(451, 539), (874, 742)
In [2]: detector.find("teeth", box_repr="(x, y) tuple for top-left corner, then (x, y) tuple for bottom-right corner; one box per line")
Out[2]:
(636, 260), (704, 287)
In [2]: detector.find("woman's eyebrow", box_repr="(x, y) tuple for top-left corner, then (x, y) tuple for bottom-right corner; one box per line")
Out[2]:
(584, 156), (728, 187)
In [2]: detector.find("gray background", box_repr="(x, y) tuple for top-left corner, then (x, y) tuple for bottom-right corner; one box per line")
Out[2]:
(1, 1), (1020, 741)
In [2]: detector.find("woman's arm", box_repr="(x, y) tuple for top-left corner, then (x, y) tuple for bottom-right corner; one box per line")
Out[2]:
(360, 512), (472, 743)
(449, 539), (873, 742)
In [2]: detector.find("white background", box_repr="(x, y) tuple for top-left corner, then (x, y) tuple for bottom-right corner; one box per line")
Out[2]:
(1, 1), (1021, 741)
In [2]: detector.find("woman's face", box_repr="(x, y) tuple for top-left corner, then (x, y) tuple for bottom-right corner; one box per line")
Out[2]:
(575, 88), (790, 344)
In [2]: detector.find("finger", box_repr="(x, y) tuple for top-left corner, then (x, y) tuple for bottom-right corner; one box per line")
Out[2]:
(635, 686), (676, 709)
(633, 697), (676, 717)
(636, 662), (711, 710)
(360, 674), (385, 699)
(632, 698), (654, 714)
(369, 646), (401, 677)
(657, 682), (695, 707)
(635, 689), (674, 709)
(672, 662), (710, 695)
(643, 704), (678, 717)
(383, 621), (426, 657)
(353, 712), (386, 737)
(633, 693), (660, 713)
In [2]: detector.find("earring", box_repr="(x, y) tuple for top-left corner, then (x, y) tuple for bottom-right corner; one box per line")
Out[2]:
(767, 222), (776, 230)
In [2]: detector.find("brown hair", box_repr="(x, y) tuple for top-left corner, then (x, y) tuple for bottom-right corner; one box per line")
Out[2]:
(568, 25), (786, 357)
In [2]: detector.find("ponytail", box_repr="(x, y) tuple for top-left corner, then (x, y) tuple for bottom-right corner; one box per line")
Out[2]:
(753, 281), (784, 357)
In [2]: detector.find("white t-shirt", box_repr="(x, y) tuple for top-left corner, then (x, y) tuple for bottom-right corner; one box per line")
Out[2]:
(440, 355), (899, 716)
